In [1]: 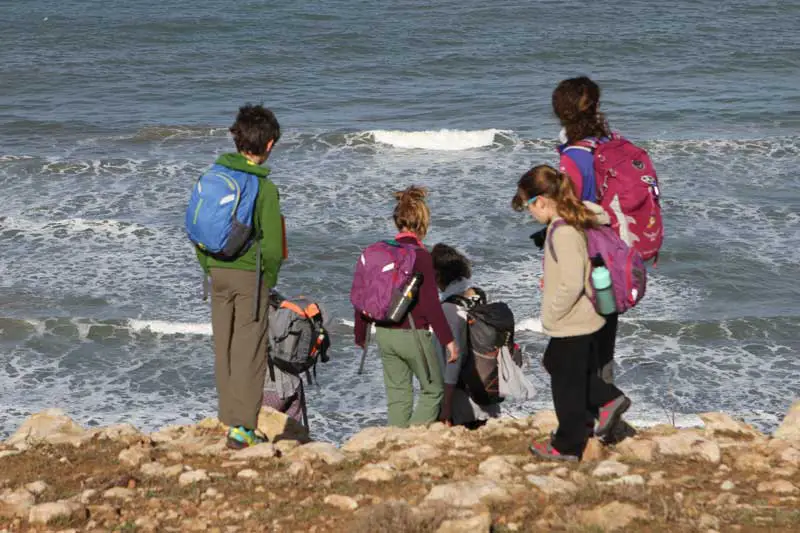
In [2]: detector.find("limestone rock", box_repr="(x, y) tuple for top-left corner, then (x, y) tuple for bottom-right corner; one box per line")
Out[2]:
(274, 439), (301, 454)
(28, 500), (86, 525)
(167, 435), (222, 455)
(592, 460), (630, 478)
(237, 469), (259, 480)
(526, 475), (578, 495)
(197, 438), (228, 457)
(166, 450), (183, 462)
(602, 474), (645, 487)
(78, 489), (97, 504)
(230, 443), (276, 461)
(140, 461), (183, 478)
(87, 503), (119, 523)
(756, 480), (798, 494)
(0, 450), (21, 459)
(90, 423), (141, 442)
(774, 466), (798, 478)
(388, 444), (441, 469)
(323, 494), (359, 511)
(103, 487), (136, 501)
(530, 411), (559, 435)
(733, 452), (771, 472)
(46, 433), (92, 447)
(118, 445), (151, 467)
(341, 427), (393, 453)
(354, 463), (397, 483)
(24, 481), (48, 496)
(178, 469), (209, 486)
(577, 501), (648, 531)
(288, 442), (346, 465)
(582, 438), (605, 462)
(699, 513), (720, 530)
(287, 460), (313, 478)
(775, 401), (800, 442)
(182, 518), (211, 531)
(425, 479), (510, 507)
(257, 407), (310, 443)
(653, 432), (721, 463)
(436, 511), (492, 533)
(197, 417), (226, 431)
(648, 471), (666, 487)
(700, 412), (761, 438)
(6, 409), (86, 447)
(720, 480), (735, 491)
(135, 516), (160, 532)
(616, 438), (656, 462)
(478, 456), (520, 479)
(779, 446), (800, 466)
(0, 488), (36, 518)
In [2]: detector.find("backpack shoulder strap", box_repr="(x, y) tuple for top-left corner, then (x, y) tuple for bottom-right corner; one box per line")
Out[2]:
(545, 219), (568, 262)
(444, 294), (472, 308)
(563, 137), (598, 152)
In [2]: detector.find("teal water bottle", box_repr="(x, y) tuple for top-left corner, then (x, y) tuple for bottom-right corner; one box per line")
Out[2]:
(591, 256), (617, 316)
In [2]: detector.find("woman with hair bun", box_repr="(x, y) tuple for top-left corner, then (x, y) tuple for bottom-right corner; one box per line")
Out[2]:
(354, 186), (457, 428)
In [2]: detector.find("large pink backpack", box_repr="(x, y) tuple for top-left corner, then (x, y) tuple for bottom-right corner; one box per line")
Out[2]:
(579, 134), (663, 262)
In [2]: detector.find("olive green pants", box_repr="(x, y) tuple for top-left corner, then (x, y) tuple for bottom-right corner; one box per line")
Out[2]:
(210, 268), (270, 430)
(376, 327), (444, 428)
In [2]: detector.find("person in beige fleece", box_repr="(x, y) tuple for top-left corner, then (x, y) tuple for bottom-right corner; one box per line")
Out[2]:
(512, 164), (631, 461)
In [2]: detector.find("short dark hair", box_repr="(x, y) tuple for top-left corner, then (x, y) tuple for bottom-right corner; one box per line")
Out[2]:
(230, 104), (281, 155)
(431, 243), (472, 289)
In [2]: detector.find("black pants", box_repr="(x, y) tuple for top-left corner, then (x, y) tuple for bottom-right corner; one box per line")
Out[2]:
(595, 313), (618, 383)
(543, 330), (622, 457)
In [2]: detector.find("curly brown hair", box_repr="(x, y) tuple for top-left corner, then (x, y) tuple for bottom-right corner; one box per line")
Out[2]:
(393, 186), (430, 238)
(512, 165), (596, 229)
(552, 76), (610, 145)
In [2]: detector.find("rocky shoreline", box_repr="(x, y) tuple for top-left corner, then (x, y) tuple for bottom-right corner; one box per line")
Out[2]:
(0, 402), (798, 532)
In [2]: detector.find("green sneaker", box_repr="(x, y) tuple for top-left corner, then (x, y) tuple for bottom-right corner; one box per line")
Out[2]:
(226, 426), (265, 449)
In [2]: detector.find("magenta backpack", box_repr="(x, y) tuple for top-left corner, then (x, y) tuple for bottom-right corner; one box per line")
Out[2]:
(548, 220), (647, 314)
(350, 240), (418, 322)
(579, 134), (663, 262)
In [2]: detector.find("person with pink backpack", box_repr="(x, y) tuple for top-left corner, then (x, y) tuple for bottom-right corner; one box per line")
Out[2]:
(552, 76), (663, 441)
(513, 165), (633, 461)
(351, 186), (458, 428)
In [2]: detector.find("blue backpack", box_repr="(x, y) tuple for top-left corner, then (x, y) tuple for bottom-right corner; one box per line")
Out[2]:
(185, 164), (260, 259)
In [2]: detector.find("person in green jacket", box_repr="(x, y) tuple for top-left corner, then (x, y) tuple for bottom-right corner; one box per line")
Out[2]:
(195, 104), (285, 449)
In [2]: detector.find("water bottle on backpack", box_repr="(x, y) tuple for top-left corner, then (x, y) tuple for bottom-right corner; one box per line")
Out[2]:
(590, 255), (617, 316)
(386, 272), (424, 323)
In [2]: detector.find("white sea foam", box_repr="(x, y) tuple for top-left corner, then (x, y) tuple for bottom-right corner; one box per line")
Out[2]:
(128, 320), (211, 336)
(0, 216), (156, 240)
(516, 317), (543, 333)
(369, 129), (506, 150)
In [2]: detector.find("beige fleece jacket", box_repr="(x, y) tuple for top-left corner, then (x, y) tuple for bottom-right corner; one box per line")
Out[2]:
(541, 206), (606, 338)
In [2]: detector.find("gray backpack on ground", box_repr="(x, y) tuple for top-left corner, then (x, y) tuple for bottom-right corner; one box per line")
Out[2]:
(267, 292), (331, 431)
(267, 292), (330, 383)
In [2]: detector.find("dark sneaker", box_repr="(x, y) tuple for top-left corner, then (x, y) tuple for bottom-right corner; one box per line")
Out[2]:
(599, 419), (638, 445)
(226, 426), (265, 450)
(529, 441), (579, 462)
(596, 396), (631, 440)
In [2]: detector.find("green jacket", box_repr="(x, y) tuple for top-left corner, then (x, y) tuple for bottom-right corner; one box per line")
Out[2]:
(195, 153), (284, 288)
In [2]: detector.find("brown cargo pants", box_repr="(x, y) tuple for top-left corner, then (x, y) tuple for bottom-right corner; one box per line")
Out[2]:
(210, 268), (270, 429)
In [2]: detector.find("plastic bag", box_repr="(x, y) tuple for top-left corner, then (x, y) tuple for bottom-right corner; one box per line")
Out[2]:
(498, 346), (536, 401)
